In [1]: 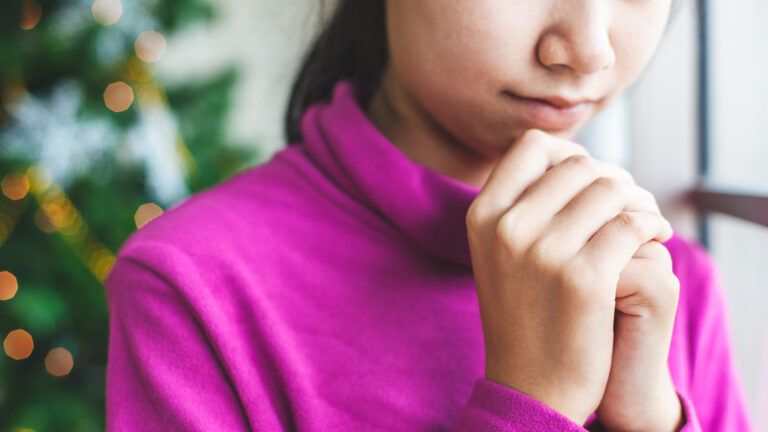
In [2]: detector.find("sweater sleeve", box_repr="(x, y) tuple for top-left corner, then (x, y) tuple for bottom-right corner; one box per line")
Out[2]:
(452, 378), (589, 431)
(104, 243), (251, 430)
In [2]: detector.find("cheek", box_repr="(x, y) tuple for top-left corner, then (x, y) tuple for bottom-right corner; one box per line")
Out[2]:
(611, 8), (672, 86)
(385, 1), (549, 152)
(387, 1), (537, 96)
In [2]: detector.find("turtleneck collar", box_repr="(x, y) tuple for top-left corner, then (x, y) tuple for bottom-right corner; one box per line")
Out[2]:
(298, 79), (481, 268)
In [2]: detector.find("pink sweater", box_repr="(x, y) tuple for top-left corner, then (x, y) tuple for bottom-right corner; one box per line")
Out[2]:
(105, 80), (752, 431)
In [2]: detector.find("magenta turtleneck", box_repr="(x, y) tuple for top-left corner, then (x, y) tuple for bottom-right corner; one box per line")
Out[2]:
(104, 80), (752, 430)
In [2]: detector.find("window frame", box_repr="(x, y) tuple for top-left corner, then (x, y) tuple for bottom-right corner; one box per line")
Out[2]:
(692, 0), (768, 244)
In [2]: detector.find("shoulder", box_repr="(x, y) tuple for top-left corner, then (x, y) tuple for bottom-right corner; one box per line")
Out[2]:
(113, 145), (320, 263)
(104, 145), (324, 298)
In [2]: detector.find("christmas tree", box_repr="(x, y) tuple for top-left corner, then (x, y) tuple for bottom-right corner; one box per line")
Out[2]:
(0, 0), (261, 429)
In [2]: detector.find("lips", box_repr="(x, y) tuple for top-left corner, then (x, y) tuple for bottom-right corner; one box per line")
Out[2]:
(502, 90), (595, 131)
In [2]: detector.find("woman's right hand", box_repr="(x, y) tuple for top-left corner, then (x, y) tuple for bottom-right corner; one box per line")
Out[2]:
(465, 129), (673, 425)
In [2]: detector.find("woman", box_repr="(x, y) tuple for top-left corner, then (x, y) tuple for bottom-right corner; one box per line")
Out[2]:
(105, 0), (752, 430)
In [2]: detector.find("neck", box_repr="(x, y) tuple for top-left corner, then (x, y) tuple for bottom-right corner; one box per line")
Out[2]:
(364, 68), (499, 189)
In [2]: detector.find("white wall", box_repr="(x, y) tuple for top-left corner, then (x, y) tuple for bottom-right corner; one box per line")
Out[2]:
(154, 0), (321, 156)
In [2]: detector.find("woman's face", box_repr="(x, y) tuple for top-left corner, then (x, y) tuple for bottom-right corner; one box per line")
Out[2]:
(383, 0), (673, 158)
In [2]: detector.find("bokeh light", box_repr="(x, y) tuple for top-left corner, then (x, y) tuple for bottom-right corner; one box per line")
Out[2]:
(90, 250), (115, 282)
(34, 206), (56, 233)
(20, 0), (43, 30)
(0, 271), (18, 301)
(45, 347), (74, 377)
(134, 202), (164, 229)
(103, 81), (134, 113)
(135, 31), (167, 63)
(26, 165), (52, 194)
(41, 198), (76, 230)
(1, 172), (31, 200)
(4, 329), (34, 360)
(91, 0), (122, 26)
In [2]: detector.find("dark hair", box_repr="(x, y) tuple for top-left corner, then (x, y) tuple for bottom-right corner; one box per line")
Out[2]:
(284, 0), (388, 144)
(284, 0), (686, 144)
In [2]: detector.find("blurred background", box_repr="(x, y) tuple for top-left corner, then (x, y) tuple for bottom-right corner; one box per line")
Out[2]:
(0, 0), (765, 430)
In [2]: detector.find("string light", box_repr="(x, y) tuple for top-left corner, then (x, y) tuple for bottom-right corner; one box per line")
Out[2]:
(91, 0), (122, 26)
(135, 31), (167, 63)
(3, 329), (34, 360)
(1, 172), (30, 201)
(45, 347), (74, 377)
(25, 167), (116, 282)
(134, 202), (164, 229)
(1, 60), (196, 285)
(26, 166), (51, 194)
(0, 271), (18, 301)
(33, 206), (56, 233)
(103, 81), (134, 113)
(20, 0), (43, 30)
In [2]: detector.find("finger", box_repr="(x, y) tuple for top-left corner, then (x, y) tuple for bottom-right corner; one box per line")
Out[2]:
(501, 155), (635, 246)
(575, 211), (674, 283)
(476, 129), (590, 219)
(632, 241), (674, 272)
(542, 177), (665, 258)
(615, 258), (680, 317)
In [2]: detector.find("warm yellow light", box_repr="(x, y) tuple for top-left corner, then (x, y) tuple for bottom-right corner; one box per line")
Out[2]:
(91, 0), (122, 26)
(94, 254), (116, 282)
(103, 81), (134, 113)
(45, 347), (74, 377)
(26, 166), (51, 194)
(0, 271), (18, 301)
(40, 200), (70, 229)
(1, 172), (30, 201)
(4, 329), (34, 360)
(20, 0), (43, 30)
(34, 207), (56, 233)
(135, 31), (167, 63)
(134, 202), (164, 229)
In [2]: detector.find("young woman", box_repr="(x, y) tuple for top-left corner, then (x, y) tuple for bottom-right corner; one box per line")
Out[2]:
(104, 1), (752, 430)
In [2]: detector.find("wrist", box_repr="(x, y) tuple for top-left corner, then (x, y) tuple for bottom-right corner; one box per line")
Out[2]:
(599, 375), (683, 432)
(484, 371), (593, 425)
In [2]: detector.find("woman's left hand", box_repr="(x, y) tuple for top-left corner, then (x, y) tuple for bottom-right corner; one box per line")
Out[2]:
(595, 240), (685, 432)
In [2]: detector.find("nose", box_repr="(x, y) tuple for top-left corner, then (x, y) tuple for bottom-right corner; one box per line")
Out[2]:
(536, 1), (616, 75)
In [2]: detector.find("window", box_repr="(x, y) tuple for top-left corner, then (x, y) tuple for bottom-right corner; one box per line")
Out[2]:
(692, 0), (768, 427)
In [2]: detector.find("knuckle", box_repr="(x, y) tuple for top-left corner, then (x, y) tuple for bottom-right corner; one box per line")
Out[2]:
(466, 198), (493, 231)
(494, 209), (523, 248)
(564, 154), (594, 171)
(615, 211), (646, 240)
(592, 175), (624, 194)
